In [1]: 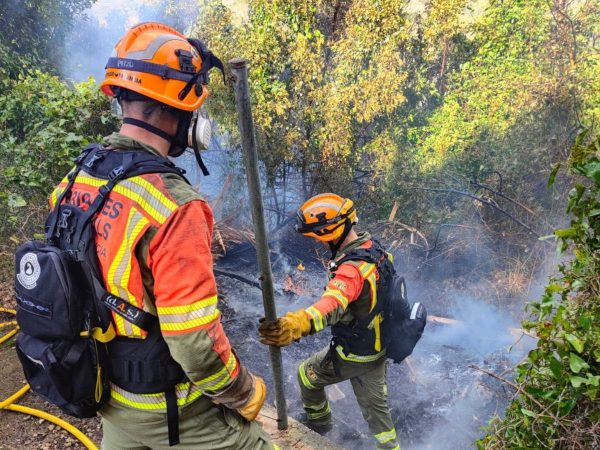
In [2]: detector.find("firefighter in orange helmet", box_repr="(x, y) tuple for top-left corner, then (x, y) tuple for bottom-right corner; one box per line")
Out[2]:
(50, 22), (274, 449)
(259, 194), (400, 450)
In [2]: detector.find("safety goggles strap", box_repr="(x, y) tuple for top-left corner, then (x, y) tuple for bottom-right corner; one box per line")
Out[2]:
(105, 57), (194, 82)
(296, 206), (355, 235)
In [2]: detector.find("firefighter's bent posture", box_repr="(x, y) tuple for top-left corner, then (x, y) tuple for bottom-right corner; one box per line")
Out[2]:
(51, 23), (274, 449)
(259, 194), (400, 450)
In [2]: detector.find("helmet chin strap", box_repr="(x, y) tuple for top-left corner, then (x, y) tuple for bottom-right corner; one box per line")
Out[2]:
(329, 219), (354, 260)
(122, 117), (175, 144)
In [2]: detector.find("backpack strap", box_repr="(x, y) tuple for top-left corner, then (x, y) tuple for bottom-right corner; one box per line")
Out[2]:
(330, 243), (387, 273)
(53, 145), (190, 333)
(46, 144), (101, 240)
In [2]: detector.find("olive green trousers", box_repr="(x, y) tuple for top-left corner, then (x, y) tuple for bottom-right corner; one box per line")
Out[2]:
(100, 396), (275, 450)
(298, 345), (400, 450)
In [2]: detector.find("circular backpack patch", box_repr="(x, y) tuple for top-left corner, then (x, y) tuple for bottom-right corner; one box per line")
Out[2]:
(17, 252), (41, 290)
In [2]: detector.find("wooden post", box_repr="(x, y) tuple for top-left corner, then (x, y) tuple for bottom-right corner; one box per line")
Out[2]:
(229, 57), (288, 430)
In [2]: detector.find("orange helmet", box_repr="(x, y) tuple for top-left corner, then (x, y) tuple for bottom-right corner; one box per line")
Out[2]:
(101, 22), (222, 111)
(295, 193), (358, 242)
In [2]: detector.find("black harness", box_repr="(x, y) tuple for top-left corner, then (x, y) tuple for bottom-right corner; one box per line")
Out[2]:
(50, 144), (189, 445)
(328, 241), (395, 359)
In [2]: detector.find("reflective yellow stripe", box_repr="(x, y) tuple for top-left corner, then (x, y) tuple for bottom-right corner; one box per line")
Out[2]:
(50, 176), (69, 207)
(335, 345), (385, 363)
(196, 351), (237, 392)
(74, 174), (177, 224)
(305, 306), (325, 332)
(157, 296), (218, 315)
(367, 272), (377, 313)
(374, 313), (382, 352)
(374, 427), (397, 444)
(298, 362), (316, 389)
(304, 400), (328, 411)
(323, 288), (349, 309)
(307, 402), (331, 420)
(110, 381), (203, 410)
(107, 208), (149, 337)
(358, 262), (376, 278)
(160, 310), (220, 332)
(157, 296), (218, 329)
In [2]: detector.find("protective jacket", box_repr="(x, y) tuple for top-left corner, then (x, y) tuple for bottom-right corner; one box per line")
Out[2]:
(49, 133), (239, 412)
(304, 232), (389, 362)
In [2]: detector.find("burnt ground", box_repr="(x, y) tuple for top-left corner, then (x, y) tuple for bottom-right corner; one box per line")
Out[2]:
(0, 227), (543, 450)
(214, 231), (541, 450)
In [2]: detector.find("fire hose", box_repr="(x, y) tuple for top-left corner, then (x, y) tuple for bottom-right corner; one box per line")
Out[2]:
(0, 307), (98, 450)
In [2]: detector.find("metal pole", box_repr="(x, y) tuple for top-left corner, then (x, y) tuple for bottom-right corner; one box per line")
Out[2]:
(229, 57), (288, 430)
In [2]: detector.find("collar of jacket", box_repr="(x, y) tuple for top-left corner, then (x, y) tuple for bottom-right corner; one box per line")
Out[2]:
(103, 132), (163, 157)
(333, 231), (372, 264)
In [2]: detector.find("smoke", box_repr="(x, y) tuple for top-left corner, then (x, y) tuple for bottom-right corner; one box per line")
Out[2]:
(61, 0), (199, 83)
(425, 297), (518, 356)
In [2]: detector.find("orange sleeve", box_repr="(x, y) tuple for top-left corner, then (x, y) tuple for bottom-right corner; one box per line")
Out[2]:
(305, 263), (364, 332)
(147, 200), (239, 392)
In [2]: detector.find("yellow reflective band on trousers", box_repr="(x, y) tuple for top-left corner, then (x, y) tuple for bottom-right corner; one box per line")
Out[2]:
(306, 401), (331, 420)
(335, 345), (385, 363)
(195, 350), (237, 392)
(322, 288), (349, 309)
(107, 207), (149, 337)
(378, 445), (400, 450)
(298, 362), (316, 390)
(305, 306), (325, 332)
(375, 427), (397, 444)
(157, 295), (219, 333)
(110, 381), (203, 411)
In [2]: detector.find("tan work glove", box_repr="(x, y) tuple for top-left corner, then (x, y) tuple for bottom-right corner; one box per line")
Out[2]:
(237, 375), (266, 421)
(258, 309), (311, 346)
(209, 364), (266, 422)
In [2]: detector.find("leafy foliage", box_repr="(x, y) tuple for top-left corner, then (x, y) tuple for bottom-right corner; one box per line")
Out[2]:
(0, 0), (93, 77)
(479, 134), (600, 449)
(195, 0), (599, 232)
(0, 72), (118, 243)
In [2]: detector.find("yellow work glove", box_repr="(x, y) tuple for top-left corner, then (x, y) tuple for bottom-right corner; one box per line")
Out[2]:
(258, 309), (311, 346)
(237, 375), (266, 421)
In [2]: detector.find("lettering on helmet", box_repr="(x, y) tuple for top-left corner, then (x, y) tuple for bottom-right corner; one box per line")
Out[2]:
(117, 60), (134, 69)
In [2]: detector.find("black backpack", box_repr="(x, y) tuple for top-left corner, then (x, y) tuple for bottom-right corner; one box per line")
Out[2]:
(14, 144), (187, 418)
(334, 241), (427, 363)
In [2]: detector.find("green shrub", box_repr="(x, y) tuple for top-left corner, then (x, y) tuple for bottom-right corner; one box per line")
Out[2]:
(0, 71), (118, 244)
(479, 133), (600, 449)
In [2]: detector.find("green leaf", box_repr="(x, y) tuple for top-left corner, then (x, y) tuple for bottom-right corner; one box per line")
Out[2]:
(566, 334), (584, 353)
(546, 283), (562, 294)
(548, 162), (561, 187)
(587, 375), (600, 387)
(569, 353), (589, 374)
(521, 408), (536, 417)
(555, 228), (577, 238)
(549, 356), (563, 379)
(8, 193), (26, 208)
(570, 376), (587, 388)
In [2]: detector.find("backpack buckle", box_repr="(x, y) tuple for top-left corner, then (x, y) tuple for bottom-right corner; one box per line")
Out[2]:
(57, 209), (72, 229)
(84, 152), (105, 169)
(109, 165), (125, 181)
